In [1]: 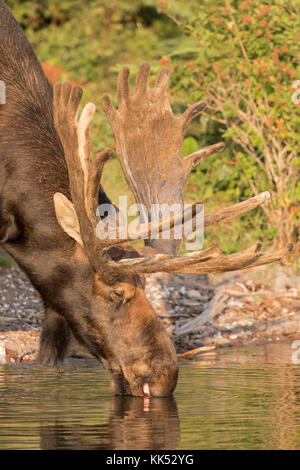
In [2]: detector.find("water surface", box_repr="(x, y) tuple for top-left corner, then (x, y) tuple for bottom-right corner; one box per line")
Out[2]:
(0, 343), (299, 449)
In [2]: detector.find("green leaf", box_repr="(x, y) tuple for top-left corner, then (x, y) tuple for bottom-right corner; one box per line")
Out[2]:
(181, 136), (199, 156)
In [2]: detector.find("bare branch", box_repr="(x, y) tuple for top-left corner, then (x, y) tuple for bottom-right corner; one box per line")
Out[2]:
(174, 286), (227, 337)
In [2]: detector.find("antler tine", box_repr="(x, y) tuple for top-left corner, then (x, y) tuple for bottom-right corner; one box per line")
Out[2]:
(106, 243), (293, 276)
(134, 61), (151, 97)
(179, 100), (208, 133)
(180, 191), (271, 241)
(111, 243), (262, 274)
(174, 244), (293, 274)
(155, 66), (171, 93)
(204, 191), (271, 228)
(103, 200), (203, 242)
(107, 245), (222, 274)
(86, 149), (114, 225)
(183, 142), (225, 172)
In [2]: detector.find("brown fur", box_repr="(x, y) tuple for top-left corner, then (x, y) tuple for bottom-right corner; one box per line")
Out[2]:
(0, 2), (289, 398)
(0, 1), (178, 397)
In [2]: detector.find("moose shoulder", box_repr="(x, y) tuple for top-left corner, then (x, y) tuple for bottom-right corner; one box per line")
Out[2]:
(0, 1), (292, 397)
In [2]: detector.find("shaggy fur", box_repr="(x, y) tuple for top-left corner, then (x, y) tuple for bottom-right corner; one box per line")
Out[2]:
(0, 1), (178, 397)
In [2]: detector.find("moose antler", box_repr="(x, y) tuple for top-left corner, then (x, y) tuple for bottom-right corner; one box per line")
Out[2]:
(52, 72), (292, 281)
(101, 63), (274, 253)
(107, 244), (293, 275)
(101, 64), (225, 253)
(100, 62), (292, 271)
(53, 83), (207, 276)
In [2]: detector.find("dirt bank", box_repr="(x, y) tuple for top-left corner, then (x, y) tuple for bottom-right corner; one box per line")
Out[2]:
(0, 265), (299, 364)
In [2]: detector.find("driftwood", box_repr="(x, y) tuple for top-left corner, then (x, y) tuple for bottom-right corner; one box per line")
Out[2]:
(177, 345), (216, 358)
(174, 286), (228, 337)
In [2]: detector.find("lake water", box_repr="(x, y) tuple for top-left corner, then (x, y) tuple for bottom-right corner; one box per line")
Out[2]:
(0, 342), (299, 450)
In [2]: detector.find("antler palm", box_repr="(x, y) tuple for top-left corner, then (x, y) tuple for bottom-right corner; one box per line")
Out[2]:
(102, 63), (223, 215)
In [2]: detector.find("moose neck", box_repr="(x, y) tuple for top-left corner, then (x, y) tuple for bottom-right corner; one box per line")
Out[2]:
(0, 1), (111, 362)
(0, 1), (70, 274)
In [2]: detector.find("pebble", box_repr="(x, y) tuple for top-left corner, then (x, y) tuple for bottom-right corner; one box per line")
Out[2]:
(1, 265), (300, 356)
(187, 289), (202, 300)
(0, 268), (43, 331)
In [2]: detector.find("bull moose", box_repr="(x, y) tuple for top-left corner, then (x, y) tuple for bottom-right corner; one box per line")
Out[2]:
(0, 1), (291, 397)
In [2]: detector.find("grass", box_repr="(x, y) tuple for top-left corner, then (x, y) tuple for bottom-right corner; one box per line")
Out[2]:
(0, 254), (15, 268)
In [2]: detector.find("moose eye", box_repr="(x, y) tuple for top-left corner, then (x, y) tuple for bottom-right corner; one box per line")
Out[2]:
(110, 289), (125, 304)
(110, 283), (136, 304)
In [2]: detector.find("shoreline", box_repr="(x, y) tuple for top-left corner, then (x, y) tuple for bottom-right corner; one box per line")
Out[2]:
(0, 265), (299, 364)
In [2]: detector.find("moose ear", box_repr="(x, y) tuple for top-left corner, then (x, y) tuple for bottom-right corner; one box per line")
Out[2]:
(0, 213), (20, 243)
(53, 192), (83, 247)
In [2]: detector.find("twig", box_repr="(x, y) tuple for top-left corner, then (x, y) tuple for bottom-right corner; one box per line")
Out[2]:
(19, 350), (36, 362)
(166, 13), (181, 27)
(178, 345), (215, 358)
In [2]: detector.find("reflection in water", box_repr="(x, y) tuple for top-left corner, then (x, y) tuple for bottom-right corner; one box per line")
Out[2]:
(0, 343), (300, 449)
(40, 396), (180, 450)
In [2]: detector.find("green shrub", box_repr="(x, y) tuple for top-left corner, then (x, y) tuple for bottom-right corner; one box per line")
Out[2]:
(5, 0), (300, 255)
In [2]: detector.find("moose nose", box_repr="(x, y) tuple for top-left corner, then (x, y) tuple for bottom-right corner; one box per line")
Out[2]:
(142, 365), (178, 397)
(143, 383), (151, 397)
(147, 383), (174, 397)
(143, 382), (169, 398)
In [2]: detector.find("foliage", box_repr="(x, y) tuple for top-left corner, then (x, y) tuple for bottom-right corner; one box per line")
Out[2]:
(157, 0), (300, 250)
(0, 253), (15, 267)
(6, 0), (183, 149)
(5, 0), (300, 254)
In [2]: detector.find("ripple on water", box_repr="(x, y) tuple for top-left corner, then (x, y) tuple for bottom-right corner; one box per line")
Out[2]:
(0, 343), (299, 449)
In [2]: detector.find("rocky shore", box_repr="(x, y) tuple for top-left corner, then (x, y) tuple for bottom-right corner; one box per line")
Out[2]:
(0, 264), (299, 364)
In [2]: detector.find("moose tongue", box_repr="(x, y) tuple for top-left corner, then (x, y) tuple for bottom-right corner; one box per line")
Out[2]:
(143, 383), (150, 397)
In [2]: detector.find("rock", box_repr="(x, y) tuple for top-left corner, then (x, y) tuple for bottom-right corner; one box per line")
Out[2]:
(202, 337), (215, 346)
(274, 272), (290, 291)
(5, 346), (20, 363)
(227, 299), (244, 307)
(256, 323), (267, 331)
(282, 321), (300, 335)
(181, 298), (200, 306)
(187, 289), (202, 300)
(213, 335), (231, 347)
